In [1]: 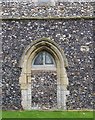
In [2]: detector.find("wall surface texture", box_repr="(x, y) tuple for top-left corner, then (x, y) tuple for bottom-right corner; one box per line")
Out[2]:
(2, 2), (94, 110)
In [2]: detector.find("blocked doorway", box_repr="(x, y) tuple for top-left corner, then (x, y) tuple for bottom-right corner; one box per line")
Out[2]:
(31, 51), (57, 109)
(19, 38), (69, 110)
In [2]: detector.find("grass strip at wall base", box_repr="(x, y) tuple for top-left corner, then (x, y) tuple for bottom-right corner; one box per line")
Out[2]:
(2, 111), (94, 119)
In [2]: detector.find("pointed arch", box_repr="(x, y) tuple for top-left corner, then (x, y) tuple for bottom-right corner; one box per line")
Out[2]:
(19, 38), (69, 110)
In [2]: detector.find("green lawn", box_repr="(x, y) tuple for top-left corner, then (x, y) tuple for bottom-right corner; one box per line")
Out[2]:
(2, 110), (94, 118)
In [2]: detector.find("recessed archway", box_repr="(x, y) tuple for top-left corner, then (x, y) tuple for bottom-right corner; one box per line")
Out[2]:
(19, 38), (69, 110)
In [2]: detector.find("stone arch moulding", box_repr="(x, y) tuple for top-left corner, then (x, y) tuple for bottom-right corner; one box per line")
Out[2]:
(19, 37), (69, 110)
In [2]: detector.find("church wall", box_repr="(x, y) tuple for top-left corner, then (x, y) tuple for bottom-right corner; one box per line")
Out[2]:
(2, 2), (94, 110)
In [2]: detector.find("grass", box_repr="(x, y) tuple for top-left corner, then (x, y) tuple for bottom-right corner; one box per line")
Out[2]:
(2, 110), (94, 118)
